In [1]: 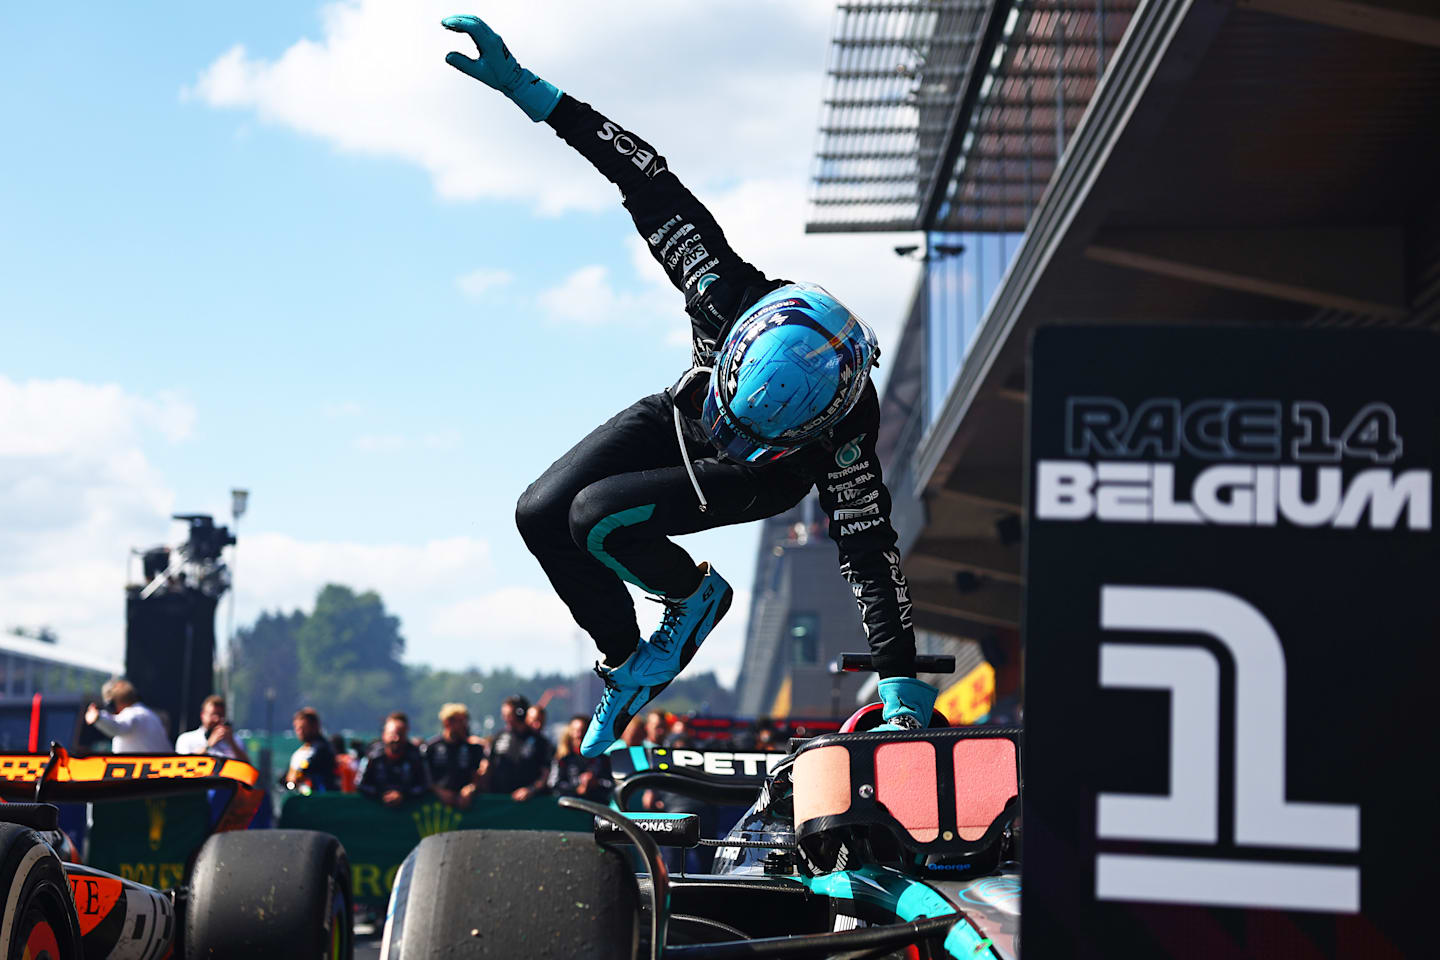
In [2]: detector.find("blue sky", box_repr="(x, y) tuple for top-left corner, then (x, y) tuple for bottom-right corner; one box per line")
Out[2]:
(0, 1), (919, 682)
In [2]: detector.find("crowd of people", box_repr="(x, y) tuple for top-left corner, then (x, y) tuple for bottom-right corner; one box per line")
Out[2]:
(283, 695), (625, 809)
(84, 678), (822, 814)
(281, 696), (812, 810)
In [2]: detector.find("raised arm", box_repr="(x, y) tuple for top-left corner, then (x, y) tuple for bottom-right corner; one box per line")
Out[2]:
(442, 14), (774, 366)
(91, 706), (139, 738)
(542, 96), (769, 339)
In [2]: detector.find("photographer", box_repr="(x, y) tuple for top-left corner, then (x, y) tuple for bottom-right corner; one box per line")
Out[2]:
(176, 694), (251, 762)
(86, 678), (171, 754)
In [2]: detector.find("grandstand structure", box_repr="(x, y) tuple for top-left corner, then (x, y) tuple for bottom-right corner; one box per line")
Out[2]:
(810, 0), (1136, 233)
(0, 633), (119, 700)
(734, 495), (990, 720)
(0, 633), (120, 752)
(808, 0), (1440, 701)
(733, 497), (872, 719)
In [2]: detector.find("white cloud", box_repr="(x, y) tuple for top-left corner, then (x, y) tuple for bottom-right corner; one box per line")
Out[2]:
(0, 378), (191, 665)
(536, 264), (672, 327)
(547, 200), (919, 353)
(234, 531), (757, 682)
(691, 179), (922, 355)
(233, 532), (498, 661)
(423, 582), (749, 685)
(172, 0), (929, 685)
(456, 267), (514, 300)
(427, 586), (584, 674)
(0, 375), (743, 684)
(186, 0), (837, 212)
(188, 0), (923, 355)
(0, 378), (194, 457)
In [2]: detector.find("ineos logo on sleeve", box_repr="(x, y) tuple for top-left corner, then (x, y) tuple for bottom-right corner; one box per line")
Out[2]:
(596, 120), (665, 176)
(1095, 586), (1360, 914)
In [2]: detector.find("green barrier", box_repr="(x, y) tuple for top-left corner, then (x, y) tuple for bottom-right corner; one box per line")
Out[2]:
(86, 793), (214, 890)
(278, 792), (594, 907)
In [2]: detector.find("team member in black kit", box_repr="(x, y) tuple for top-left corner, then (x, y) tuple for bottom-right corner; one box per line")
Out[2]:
(487, 695), (553, 801)
(443, 14), (936, 756)
(424, 702), (486, 809)
(358, 712), (430, 808)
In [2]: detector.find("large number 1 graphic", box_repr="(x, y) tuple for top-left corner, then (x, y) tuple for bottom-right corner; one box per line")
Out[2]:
(1094, 586), (1361, 913)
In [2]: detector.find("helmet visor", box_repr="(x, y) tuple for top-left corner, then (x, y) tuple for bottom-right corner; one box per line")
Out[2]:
(702, 389), (805, 464)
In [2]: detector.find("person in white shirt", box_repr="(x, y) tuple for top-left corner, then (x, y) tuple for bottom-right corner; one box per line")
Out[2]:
(175, 694), (251, 763)
(86, 678), (172, 754)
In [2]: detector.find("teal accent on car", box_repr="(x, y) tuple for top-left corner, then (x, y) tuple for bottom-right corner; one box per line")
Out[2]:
(585, 504), (659, 591)
(804, 871), (855, 900)
(801, 866), (993, 959)
(628, 745), (651, 771)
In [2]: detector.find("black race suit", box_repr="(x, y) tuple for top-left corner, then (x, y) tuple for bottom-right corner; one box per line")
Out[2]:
(515, 94), (916, 677)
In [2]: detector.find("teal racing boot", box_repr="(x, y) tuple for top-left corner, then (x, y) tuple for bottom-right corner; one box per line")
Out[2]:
(874, 677), (939, 731)
(640, 562), (733, 682)
(581, 563), (733, 757)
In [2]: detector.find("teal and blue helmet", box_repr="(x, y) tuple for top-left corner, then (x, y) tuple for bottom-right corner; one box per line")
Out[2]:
(702, 282), (878, 463)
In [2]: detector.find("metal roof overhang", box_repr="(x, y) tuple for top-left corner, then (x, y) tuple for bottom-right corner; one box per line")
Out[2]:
(0, 634), (124, 677)
(808, 0), (1141, 234)
(903, 0), (1440, 632)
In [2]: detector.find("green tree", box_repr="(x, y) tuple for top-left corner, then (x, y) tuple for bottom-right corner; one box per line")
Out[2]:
(229, 609), (304, 729)
(296, 584), (408, 731)
(297, 584), (405, 676)
(229, 584), (738, 740)
(651, 671), (736, 717)
(405, 665), (575, 739)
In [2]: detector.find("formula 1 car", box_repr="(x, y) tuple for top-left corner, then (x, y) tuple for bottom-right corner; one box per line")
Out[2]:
(0, 744), (352, 960)
(381, 654), (1021, 959)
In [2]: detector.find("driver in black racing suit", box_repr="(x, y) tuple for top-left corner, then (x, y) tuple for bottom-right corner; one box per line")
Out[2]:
(442, 14), (937, 756)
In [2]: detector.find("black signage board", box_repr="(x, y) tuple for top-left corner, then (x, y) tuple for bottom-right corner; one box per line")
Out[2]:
(1021, 326), (1437, 958)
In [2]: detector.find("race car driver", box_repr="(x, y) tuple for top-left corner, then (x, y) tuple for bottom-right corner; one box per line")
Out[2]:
(443, 14), (936, 756)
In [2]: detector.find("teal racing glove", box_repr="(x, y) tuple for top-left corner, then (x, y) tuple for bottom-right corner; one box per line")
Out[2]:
(442, 15), (562, 122)
(875, 677), (939, 731)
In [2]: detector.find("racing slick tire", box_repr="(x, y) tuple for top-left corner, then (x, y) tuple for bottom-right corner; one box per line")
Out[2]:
(382, 829), (638, 959)
(0, 823), (83, 960)
(185, 828), (352, 960)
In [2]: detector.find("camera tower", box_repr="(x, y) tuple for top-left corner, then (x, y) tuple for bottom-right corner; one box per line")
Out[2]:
(124, 514), (236, 739)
